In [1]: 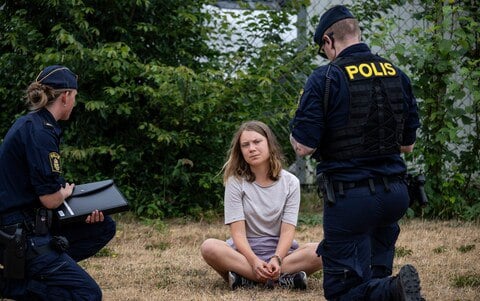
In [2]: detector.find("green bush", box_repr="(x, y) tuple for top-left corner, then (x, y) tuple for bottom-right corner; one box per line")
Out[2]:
(1, 1), (478, 220)
(0, 0), (311, 218)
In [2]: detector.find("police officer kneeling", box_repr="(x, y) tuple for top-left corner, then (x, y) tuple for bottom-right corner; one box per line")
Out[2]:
(0, 65), (116, 300)
(290, 5), (424, 301)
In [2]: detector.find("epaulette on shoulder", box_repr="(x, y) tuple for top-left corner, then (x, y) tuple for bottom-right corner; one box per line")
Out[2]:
(43, 121), (55, 130)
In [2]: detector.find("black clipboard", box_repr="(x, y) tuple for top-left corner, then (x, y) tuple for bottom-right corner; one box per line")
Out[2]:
(55, 179), (129, 224)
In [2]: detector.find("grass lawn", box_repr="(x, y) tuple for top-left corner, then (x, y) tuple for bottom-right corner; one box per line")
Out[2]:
(82, 211), (480, 301)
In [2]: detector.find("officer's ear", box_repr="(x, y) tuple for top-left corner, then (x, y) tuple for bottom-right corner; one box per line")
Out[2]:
(61, 91), (68, 106)
(62, 91), (71, 99)
(323, 36), (330, 45)
(324, 34), (335, 49)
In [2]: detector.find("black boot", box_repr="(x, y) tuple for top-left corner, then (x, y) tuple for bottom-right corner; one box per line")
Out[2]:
(392, 264), (425, 301)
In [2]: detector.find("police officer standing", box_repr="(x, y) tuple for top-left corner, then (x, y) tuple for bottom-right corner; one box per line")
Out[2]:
(290, 5), (424, 301)
(0, 65), (116, 300)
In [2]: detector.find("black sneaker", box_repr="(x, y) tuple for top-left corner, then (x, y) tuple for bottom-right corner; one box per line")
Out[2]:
(228, 271), (256, 290)
(278, 271), (307, 290)
(395, 264), (424, 301)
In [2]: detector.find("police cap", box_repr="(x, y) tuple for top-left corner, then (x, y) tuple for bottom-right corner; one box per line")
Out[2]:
(314, 5), (355, 46)
(35, 65), (78, 90)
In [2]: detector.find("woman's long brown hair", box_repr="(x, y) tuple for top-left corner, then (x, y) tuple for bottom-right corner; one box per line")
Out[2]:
(222, 120), (285, 184)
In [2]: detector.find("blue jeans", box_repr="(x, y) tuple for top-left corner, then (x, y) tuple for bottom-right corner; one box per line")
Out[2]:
(1, 216), (116, 300)
(317, 181), (409, 301)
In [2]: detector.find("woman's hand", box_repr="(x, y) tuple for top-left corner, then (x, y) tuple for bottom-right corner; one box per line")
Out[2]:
(85, 209), (104, 224)
(251, 257), (274, 282)
(39, 182), (75, 209)
(267, 257), (281, 280)
(61, 182), (75, 199)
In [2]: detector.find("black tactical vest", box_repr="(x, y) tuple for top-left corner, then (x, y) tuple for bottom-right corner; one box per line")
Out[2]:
(320, 54), (406, 160)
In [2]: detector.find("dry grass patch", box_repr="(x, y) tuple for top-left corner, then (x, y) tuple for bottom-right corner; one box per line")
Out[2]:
(84, 214), (480, 301)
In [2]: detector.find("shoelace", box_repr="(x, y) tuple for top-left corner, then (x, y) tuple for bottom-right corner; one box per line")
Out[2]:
(238, 275), (254, 287)
(279, 274), (295, 288)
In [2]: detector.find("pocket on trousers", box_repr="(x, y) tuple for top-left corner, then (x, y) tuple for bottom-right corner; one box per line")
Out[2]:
(26, 235), (62, 277)
(317, 239), (364, 299)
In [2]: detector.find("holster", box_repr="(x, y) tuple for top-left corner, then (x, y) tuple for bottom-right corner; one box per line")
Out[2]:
(316, 173), (336, 205)
(0, 225), (26, 279)
(0, 207), (55, 280)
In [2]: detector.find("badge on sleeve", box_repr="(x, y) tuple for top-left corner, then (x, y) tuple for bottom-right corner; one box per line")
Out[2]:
(49, 152), (62, 173)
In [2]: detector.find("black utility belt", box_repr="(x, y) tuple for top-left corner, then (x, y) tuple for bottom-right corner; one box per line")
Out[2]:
(0, 208), (52, 236)
(332, 176), (403, 195)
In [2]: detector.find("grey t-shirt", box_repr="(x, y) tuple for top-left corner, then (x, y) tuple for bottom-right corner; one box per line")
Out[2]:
(224, 169), (301, 238)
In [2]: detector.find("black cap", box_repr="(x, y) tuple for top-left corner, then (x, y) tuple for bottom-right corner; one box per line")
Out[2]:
(35, 65), (78, 90)
(314, 5), (355, 46)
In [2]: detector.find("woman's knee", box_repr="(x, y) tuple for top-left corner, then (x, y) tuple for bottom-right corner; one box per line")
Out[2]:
(73, 278), (102, 301)
(297, 242), (320, 256)
(102, 216), (116, 241)
(200, 238), (222, 261)
(74, 279), (102, 301)
(29, 254), (104, 301)
(305, 242), (319, 250)
(90, 282), (102, 301)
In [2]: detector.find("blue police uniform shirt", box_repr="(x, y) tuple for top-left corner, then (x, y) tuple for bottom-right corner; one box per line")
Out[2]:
(291, 43), (420, 182)
(0, 108), (65, 213)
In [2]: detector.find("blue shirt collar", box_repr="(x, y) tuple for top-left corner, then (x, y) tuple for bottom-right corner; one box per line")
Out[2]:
(38, 108), (58, 125)
(38, 108), (62, 136)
